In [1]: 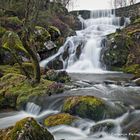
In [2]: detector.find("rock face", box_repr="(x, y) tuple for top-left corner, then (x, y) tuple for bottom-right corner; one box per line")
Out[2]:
(44, 113), (77, 127)
(102, 18), (140, 77)
(62, 96), (126, 121)
(0, 117), (54, 140)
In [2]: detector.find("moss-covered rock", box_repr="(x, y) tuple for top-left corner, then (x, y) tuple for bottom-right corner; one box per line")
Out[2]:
(48, 26), (61, 41)
(62, 96), (105, 121)
(102, 19), (140, 75)
(34, 26), (51, 52)
(45, 69), (70, 83)
(0, 72), (64, 110)
(102, 33), (130, 69)
(0, 117), (54, 140)
(44, 113), (77, 127)
(35, 26), (51, 42)
(62, 96), (126, 121)
(123, 64), (140, 77)
(1, 16), (23, 30)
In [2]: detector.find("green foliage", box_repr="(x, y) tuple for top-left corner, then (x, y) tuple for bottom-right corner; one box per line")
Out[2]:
(44, 113), (77, 127)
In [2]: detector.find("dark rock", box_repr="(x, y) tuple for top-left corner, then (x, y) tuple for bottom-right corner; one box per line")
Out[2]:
(90, 122), (116, 134)
(47, 56), (63, 70)
(122, 112), (140, 140)
(133, 78), (140, 86)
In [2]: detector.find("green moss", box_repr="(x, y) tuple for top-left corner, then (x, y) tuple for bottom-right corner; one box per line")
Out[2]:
(44, 113), (77, 127)
(35, 26), (51, 42)
(127, 29), (140, 36)
(133, 18), (140, 24)
(2, 31), (28, 53)
(63, 96), (103, 112)
(7, 17), (22, 25)
(0, 73), (55, 109)
(48, 26), (61, 35)
(1, 16), (23, 29)
(62, 96), (105, 121)
(123, 64), (140, 76)
(0, 65), (21, 75)
(0, 26), (6, 38)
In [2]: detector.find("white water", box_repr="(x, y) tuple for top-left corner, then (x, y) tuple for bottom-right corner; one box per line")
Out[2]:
(40, 9), (130, 73)
(50, 112), (129, 140)
(0, 102), (59, 129)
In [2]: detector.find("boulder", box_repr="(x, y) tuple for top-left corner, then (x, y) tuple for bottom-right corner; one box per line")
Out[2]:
(62, 96), (126, 121)
(122, 114), (140, 140)
(90, 122), (116, 134)
(0, 117), (54, 140)
(133, 78), (140, 86)
(44, 113), (77, 127)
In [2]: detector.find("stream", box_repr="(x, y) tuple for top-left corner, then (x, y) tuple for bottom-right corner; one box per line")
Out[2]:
(0, 9), (140, 140)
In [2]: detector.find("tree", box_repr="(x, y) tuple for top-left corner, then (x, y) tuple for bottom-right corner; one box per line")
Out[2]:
(21, 0), (41, 83)
(113, 0), (127, 8)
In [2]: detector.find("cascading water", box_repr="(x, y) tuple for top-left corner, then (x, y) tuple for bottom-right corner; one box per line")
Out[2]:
(40, 9), (130, 73)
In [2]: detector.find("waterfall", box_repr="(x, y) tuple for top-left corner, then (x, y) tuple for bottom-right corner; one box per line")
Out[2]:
(40, 9), (130, 73)
(26, 102), (41, 115)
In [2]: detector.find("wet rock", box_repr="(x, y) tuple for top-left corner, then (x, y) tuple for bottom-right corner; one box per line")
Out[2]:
(44, 41), (57, 51)
(47, 57), (63, 70)
(133, 78), (140, 86)
(90, 122), (116, 134)
(122, 114), (140, 140)
(44, 69), (70, 83)
(44, 113), (77, 127)
(47, 82), (64, 96)
(0, 117), (54, 140)
(48, 26), (61, 41)
(62, 96), (127, 121)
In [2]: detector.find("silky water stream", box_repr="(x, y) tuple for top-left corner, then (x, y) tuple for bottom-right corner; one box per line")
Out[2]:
(0, 9), (140, 140)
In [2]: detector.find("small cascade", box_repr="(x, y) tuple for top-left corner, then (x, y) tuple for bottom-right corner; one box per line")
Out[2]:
(40, 9), (130, 73)
(26, 102), (41, 115)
